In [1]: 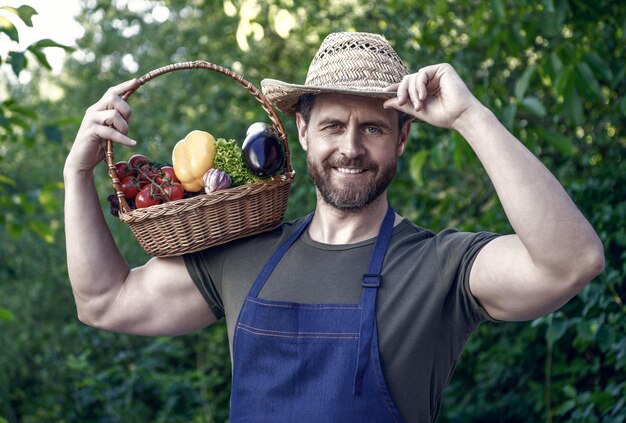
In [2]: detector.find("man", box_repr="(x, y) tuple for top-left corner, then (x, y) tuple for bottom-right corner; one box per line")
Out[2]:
(64, 32), (604, 422)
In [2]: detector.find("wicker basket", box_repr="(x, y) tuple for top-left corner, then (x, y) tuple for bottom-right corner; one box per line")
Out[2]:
(104, 60), (295, 257)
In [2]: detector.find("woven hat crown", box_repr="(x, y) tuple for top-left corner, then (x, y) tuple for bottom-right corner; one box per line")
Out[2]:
(305, 32), (408, 90)
(261, 32), (409, 114)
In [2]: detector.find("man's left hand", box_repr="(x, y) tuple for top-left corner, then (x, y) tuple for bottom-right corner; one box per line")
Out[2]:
(384, 63), (482, 130)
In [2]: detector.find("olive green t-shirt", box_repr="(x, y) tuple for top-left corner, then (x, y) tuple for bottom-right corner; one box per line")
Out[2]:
(184, 217), (499, 422)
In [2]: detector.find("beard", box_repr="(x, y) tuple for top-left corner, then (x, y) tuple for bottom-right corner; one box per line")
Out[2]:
(307, 154), (397, 212)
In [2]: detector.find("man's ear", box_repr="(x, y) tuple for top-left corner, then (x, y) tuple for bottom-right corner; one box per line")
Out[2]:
(295, 113), (308, 151)
(396, 120), (411, 156)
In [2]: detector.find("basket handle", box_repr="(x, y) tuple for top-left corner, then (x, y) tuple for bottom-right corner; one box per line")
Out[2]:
(105, 60), (292, 214)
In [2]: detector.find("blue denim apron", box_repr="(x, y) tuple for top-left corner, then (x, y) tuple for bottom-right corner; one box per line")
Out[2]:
(229, 205), (403, 422)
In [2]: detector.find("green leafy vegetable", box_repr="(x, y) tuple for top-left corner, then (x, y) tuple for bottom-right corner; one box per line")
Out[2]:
(213, 138), (266, 187)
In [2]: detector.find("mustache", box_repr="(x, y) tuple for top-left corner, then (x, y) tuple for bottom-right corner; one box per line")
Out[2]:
(324, 157), (376, 169)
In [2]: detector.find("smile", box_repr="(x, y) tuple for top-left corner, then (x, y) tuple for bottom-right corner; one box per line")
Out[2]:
(335, 167), (366, 174)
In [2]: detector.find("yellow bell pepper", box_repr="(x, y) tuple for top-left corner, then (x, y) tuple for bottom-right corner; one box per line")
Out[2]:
(172, 130), (216, 192)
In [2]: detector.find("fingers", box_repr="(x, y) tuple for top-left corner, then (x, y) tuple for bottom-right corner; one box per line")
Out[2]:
(400, 71), (429, 110)
(83, 79), (139, 146)
(67, 80), (140, 174)
(383, 82), (400, 93)
(386, 64), (448, 112)
(91, 121), (136, 147)
(90, 78), (137, 119)
(82, 107), (136, 147)
(383, 97), (422, 118)
(95, 108), (129, 135)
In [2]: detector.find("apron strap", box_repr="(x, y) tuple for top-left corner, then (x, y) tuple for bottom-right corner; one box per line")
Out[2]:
(354, 205), (395, 395)
(248, 213), (314, 298)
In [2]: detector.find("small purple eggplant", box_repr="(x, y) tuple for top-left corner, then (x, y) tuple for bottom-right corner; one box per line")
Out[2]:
(203, 168), (232, 193)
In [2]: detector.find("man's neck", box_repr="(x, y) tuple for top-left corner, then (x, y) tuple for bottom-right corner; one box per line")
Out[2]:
(307, 196), (400, 244)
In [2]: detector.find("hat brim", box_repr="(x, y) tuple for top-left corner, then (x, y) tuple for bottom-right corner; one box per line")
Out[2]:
(261, 78), (397, 115)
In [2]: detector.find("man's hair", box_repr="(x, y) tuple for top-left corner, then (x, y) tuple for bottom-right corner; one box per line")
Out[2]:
(295, 94), (412, 129)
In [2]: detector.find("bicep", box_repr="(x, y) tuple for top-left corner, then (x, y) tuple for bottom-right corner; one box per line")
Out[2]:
(469, 235), (583, 321)
(103, 256), (216, 336)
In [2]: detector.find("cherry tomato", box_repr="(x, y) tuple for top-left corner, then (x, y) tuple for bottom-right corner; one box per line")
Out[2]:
(137, 163), (160, 187)
(163, 182), (184, 201)
(155, 166), (180, 184)
(128, 154), (150, 170)
(135, 187), (164, 208)
(121, 176), (140, 200)
(114, 161), (133, 180)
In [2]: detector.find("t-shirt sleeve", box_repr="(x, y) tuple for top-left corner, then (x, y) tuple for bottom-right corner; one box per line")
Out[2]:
(183, 248), (226, 320)
(435, 229), (501, 328)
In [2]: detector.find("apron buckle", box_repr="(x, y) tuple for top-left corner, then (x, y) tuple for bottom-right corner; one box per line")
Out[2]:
(362, 273), (381, 288)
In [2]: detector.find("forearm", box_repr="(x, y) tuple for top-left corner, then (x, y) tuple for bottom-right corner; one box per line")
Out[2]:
(64, 168), (129, 317)
(455, 105), (604, 279)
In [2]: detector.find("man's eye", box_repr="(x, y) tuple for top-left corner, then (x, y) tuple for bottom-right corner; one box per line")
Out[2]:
(365, 126), (381, 134)
(324, 123), (341, 130)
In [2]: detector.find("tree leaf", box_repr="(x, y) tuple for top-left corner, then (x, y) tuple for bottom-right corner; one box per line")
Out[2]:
(29, 38), (74, 51)
(576, 319), (598, 342)
(490, 0), (505, 20)
(515, 64), (536, 100)
(546, 318), (569, 347)
(539, 6), (561, 36)
(0, 174), (16, 187)
(555, 65), (573, 97)
(28, 220), (55, 244)
(563, 384), (577, 398)
(43, 125), (62, 143)
(620, 95), (626, 117)
(563, 86), (583, 125)
(520, 96), (547, 117)
(555, 399), (576, 416)
(8, 51), (26, 76)
(0, 307), (14, 322)
(543, 130), (576, 155)
(9, 105), (37, 119)
(548, 52), (563, 82)
(0, 15), (18, 42)
(583, 51), (614, 82)
(28, 47), (52, 70)
(614, 230), (626, 247)
(409, 150), (429, 187)
(574, 62), (602, 101)
(502, 103), (517, 130)
(16, 5), (37, 26)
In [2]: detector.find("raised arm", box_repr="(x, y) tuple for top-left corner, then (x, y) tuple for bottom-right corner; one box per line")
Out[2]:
(64, 79), (215, 335)
(384, 64), (605, 321)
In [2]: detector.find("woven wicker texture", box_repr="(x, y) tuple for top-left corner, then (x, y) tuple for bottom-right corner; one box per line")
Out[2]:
(104, 61), (295, 257)
(261, 32), (409, 114)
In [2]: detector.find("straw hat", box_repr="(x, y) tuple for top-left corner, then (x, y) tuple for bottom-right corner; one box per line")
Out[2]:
(261, 32), (409, 115)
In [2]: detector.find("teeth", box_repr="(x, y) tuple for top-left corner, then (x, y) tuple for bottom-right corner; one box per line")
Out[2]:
(336, 167), (364, 174)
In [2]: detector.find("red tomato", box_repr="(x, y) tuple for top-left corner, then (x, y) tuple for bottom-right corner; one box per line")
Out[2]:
(155, 166), (180, 184)
(137, 163), (160, 187)
(163, 183), (184, 201)
(128, 154), (149, 170)
(114, 161), (132, 180)
(135, 187), (164, 208)
(121, 176), (140, 200)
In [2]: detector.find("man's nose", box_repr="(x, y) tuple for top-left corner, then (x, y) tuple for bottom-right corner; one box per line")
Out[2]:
(339, 126), (365, 158)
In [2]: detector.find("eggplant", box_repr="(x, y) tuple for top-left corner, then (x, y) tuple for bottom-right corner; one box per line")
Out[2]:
(203, 168), (232, 193)
(242, 123), (285, 177)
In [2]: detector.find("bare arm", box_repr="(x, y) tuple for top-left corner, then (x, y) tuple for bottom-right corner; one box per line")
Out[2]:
(64, 80), (215, 335)
(385, 64), (605, 321)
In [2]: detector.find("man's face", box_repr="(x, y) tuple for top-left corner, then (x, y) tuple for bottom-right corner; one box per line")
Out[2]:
(296, 93), (409, 211)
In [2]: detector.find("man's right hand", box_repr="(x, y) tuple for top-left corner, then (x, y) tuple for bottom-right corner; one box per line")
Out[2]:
(65, 79), (138, 177)
(64, 80), (217, 336)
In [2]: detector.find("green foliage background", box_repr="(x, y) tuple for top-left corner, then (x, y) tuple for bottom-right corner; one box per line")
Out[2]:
(1, 0), (624, 421)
